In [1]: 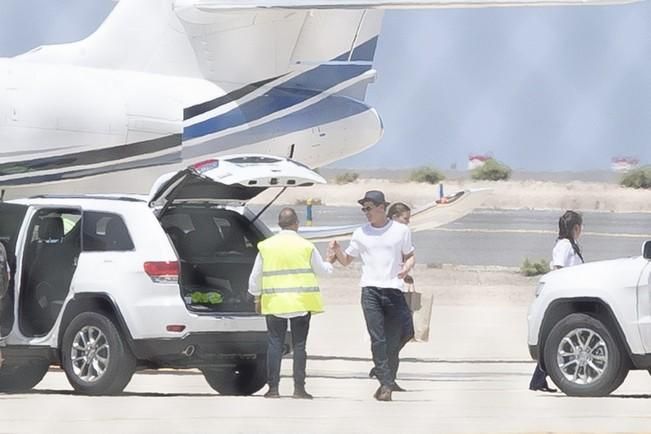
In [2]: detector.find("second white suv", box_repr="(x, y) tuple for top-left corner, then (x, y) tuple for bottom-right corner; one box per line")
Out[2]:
(528, 241), (651, 396)
(0, 154), (324, 395)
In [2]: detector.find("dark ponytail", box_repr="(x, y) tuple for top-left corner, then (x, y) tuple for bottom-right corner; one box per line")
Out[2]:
(558, 210), (584, 263)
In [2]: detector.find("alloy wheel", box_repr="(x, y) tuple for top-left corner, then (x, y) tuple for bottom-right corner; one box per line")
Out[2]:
(556, 327), (608, 385)
(70, 325), (110, 383)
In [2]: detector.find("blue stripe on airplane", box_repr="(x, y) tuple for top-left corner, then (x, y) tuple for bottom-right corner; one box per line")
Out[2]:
(0, 151), (180, 187)
(183, 92), (373, 159)
(182, 36), (379, 139)
(183, 63), (371, 141)
(332, 36), (378, 62)
(0, 134), (181, 177)
(351, 36), (379, 62)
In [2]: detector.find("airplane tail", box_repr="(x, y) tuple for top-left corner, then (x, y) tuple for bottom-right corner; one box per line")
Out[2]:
(20, 0), (384, 98)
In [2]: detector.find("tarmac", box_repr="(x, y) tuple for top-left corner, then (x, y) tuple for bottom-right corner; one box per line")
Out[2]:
(2, 302), (651, 433)
(2, 210), (651, 432)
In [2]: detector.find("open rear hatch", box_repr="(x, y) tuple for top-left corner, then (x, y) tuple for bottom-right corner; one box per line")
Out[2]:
(149, 154), (325, 314)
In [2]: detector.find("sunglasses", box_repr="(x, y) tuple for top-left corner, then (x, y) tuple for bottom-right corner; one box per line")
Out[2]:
(361, 205), (376, 212)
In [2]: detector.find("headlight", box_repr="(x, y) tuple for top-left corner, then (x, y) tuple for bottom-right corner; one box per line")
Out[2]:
(535, 281), (546, 297)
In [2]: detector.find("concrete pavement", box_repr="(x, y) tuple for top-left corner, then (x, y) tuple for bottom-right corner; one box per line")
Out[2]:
(2, 304), (651, 433)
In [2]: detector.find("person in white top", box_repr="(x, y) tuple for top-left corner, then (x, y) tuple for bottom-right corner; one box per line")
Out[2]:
(331, 190), (415, 402)
(530, 210), (584, 393)
(387, 202), (416, 286)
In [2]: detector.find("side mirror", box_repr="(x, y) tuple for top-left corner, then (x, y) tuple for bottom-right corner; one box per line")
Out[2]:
(643, 241), (651, 260)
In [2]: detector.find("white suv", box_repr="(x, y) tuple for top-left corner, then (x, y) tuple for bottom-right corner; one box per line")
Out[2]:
(0, 155), (324, 395)
(528, 241), (651, 396)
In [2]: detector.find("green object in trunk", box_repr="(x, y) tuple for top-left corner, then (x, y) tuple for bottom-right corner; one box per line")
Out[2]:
(191, 291), (223, 305)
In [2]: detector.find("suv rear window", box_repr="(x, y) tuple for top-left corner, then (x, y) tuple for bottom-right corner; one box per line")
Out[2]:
(83, 212), (134, 252)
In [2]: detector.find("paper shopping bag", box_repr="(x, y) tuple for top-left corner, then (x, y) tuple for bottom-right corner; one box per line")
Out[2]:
(403, 283), (422, 312)
(405, 281), (433, 342)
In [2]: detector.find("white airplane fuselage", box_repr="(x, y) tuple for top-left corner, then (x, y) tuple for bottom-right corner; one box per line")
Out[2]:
(0, 57), (382, 196)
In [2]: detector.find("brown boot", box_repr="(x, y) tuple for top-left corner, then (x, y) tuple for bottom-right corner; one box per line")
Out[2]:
(374, 385), (392, 401)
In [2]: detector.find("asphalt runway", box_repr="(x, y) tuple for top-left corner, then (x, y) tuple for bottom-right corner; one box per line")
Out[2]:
(252, 206), (651, 267)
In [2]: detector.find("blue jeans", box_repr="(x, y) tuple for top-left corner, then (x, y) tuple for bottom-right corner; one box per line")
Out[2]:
(361, 287), (414, 387)
(266, 313), (311, 388)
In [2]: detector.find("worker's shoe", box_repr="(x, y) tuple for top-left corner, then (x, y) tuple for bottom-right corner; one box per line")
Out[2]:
(374, 385), (392, 402)
(264, 386), (280, 398)
(293, 386), (313, 400)
(391, 382), (406, 392)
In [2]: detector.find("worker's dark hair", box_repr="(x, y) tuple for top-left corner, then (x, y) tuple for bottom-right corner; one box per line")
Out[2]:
(387, 202), (411, 220)
(558, 210), (584, 263)
(278, 207), (299, 229)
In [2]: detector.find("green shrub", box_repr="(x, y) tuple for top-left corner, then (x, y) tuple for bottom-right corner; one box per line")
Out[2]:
(620, 166), (651, 189)
(409, 166), (445, 184)
(521, 258), (550, 277)
(471, 159), (512, 181)
(335, 172), (359, 184)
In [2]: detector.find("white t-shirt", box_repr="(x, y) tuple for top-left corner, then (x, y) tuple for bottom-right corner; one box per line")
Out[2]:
(345, 220), (415, 291)
(551, 238), (583, 268)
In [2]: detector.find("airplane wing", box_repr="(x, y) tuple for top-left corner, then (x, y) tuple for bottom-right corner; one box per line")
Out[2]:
(408, 187), (489, 232)
(289, 187), (491, 241)
(183, 0), (641, 10)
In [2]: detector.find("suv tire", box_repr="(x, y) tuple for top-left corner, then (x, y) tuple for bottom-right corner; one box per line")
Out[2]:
(202, 357), (266, 396)
(61, 312), (136, 395)
(0, 359), (49, 392)
(543, 313), (628, 397)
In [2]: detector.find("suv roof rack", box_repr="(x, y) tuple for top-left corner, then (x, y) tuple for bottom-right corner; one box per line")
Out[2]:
(29, 194), (146, 203)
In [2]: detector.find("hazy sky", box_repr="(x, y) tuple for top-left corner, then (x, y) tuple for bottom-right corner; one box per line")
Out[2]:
(0, 0), (649, 171)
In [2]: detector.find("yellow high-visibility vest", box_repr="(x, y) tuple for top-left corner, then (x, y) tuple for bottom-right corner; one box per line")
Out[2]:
(258, 232), (324, 315)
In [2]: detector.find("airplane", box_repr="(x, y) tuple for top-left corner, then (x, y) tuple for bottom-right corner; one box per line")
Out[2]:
(0, 0), (638, 200)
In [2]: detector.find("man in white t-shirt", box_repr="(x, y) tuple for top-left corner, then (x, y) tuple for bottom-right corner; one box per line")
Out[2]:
(332, 190), (415, 402)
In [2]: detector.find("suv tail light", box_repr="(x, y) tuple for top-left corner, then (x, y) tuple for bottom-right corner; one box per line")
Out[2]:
(144, 261), (179, 283)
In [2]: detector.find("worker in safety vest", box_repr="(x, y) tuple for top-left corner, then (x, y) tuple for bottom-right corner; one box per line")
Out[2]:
(248, 207), (334, 399)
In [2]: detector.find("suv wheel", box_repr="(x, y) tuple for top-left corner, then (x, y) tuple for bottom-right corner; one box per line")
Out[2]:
(202, 357), (266, 396)
(543, 313), (628, 397)
(0, 359), (49, 392)
(61, 312), (136, 395)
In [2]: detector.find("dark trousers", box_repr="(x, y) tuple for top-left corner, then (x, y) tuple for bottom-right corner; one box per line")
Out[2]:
(361, 287), (414, 387)
(266, 313), (311, 388)
(529, 363), (548, 389)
